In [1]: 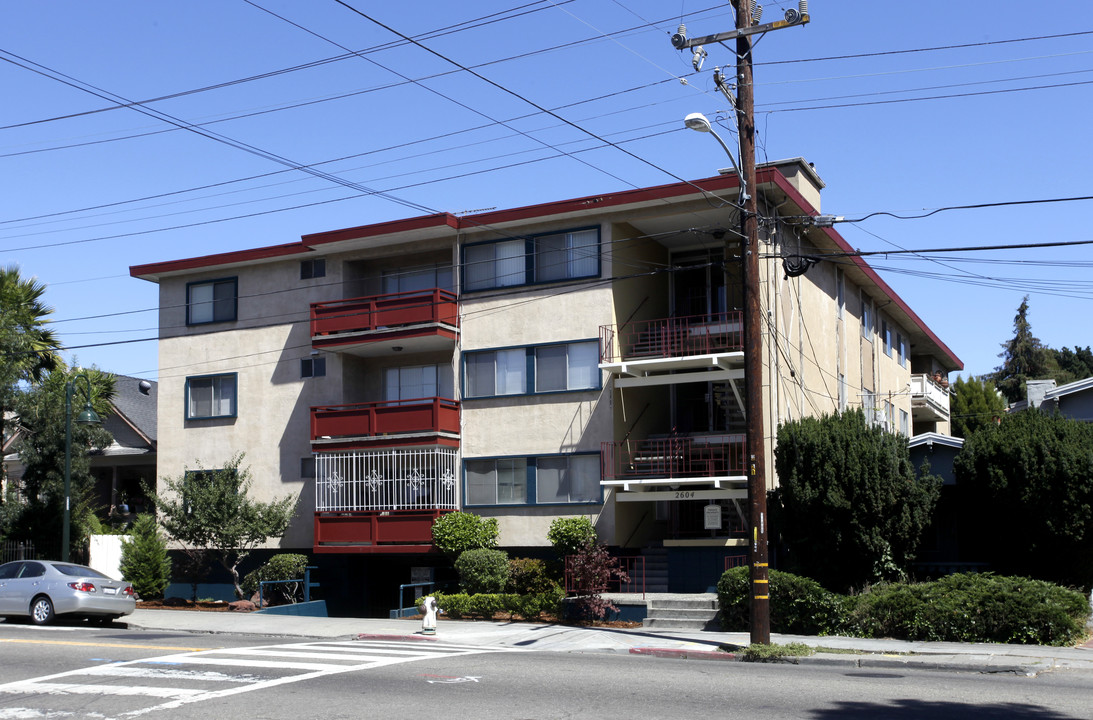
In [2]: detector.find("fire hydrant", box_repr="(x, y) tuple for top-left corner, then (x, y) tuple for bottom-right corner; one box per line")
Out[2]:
(421, 595), (438, 635)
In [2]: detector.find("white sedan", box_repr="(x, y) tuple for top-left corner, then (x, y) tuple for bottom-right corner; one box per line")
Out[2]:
(0, 560), (136, 625)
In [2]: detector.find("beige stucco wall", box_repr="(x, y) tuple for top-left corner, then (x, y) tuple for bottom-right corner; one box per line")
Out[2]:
(156, 257), (347, 550)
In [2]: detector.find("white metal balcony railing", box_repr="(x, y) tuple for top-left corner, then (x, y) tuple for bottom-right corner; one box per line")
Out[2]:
(315, 448), (459, 512)
(909, 373), (951, 420)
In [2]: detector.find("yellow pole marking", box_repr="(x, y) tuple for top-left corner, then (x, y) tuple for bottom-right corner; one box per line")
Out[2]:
(753, 579), (769, 584)
(754, 595), (769, 600)
(0, 638), (214, 652)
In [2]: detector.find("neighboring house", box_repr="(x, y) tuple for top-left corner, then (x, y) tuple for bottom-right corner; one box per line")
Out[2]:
(1013, 377), (1093, 421)
(2, 375), (157, 522)
(907, 432), (978, 573)
(129, 159), (961, 602)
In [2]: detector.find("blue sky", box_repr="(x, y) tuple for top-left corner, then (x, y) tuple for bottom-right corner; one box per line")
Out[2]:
(3, 0), (1091, 384)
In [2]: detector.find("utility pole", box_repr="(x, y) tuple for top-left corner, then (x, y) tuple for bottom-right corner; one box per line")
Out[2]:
(734, 0), (770, 647)
(673, 1), (809, 645)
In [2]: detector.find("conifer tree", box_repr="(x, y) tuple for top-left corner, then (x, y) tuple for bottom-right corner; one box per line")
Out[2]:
(120, 514), (172, 599)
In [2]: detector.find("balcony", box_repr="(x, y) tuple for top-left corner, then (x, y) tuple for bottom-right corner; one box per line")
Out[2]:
(910, 374), (951, 423)
(313, 446), (457, 553)
(601, 434), (747, 491)
(311, 288), (458, 355)
(311, 397), (459, 450)
(599, 312), (744, 385)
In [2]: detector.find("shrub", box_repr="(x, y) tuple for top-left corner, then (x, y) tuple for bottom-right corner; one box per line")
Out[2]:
(846, 573), (1089, 646)
(547, 516), (596, 557)
(510, 586), (565, 620)
(431, 592), (470, 619)
(468, 593), (509, 619)
(508, 557), (557, 594)
(567, 542), (628, 620)
(432, 512), (499, 558)
(240, 553), (309, 605)
(119, 514), (172, 599)
(455, 548), (510, 594)
(717, 566), (843, 635)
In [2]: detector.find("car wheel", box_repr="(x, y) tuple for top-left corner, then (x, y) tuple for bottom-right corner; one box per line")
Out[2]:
(30, 596), (55, 626)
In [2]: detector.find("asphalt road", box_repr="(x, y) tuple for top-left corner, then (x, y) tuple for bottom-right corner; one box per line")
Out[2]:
(2, 622), (1092, 719)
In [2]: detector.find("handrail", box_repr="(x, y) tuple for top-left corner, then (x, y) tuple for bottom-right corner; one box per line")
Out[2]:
(390, 581), (436, 619)
(257, 566), (318, 608)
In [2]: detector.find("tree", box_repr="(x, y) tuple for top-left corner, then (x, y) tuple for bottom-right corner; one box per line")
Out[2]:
(149, 454), (297, 599)
(119, 514), (172, 599)
(431, 511), (498, 558)
(953, 409), (1093, 588)
(771, 410), (943, 592)
(0, 266), (61, 484)
(949, 375), (1006, 438)
(1043, 345), (1093, 387)
(9, 364), (115, 558)
(993, 296), (1049, 404)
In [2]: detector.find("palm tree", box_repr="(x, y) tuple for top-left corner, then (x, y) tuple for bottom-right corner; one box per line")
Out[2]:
(1, 265), (61, 472)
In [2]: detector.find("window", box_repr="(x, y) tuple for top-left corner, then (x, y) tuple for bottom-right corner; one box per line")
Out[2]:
(535, 455), (600, 504)
(900, 409), (909, 437)
(463, 227), (599, 291)
(187, 278), (237, 325)
(861, 294), (873, 340)
(301, 356), (326, 378)
(385, 364), (454, 401)
(466, 458), (527, 505)
(300, 258), (326, 280)
(897, 333), (907, 368)
(881, 318), (892, 356)
(186, 374), (237, 419)
(464, 341), (599, 398)
(383, 265), (453, 294)
(838, 373), (847, 411)
(465, 454), (601, 506)
(535, 342), (598, 392)
(862, 389), (876, 425)
(300, 457), (316, 479)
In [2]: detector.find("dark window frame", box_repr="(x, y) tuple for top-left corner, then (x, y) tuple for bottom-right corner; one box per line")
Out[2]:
(463, 452), (603, 508)
(300, 258), (326, 280)
(462, 339), (600, 399)
(185, 373), (238, 420)
(186, 277), (238, 326)
(461, 226), (600, 292)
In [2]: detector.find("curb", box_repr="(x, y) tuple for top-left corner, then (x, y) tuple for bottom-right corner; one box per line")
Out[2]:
(630, 647), (738, 661)
(356, 633), (437, 643)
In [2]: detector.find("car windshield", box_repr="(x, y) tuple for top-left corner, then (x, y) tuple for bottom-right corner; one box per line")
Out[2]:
(52, 563), (112, 579)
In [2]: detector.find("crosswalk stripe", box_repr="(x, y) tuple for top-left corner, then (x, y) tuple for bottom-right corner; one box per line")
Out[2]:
(143, 655), (349, 671)
(0, 681), (207, 700)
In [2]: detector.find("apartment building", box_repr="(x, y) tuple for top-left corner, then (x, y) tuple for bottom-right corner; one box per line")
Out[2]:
(130, 158), (961, 604)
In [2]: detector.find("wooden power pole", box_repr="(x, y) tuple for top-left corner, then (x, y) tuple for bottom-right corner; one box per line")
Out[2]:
(672, 0), (810, 645)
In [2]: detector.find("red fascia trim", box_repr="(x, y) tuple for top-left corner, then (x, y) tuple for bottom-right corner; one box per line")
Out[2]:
(766, 171), (964, 371)
(130, 242), (310, 280)
(454, 174), (744, 229)
(303, 212), (460, 246)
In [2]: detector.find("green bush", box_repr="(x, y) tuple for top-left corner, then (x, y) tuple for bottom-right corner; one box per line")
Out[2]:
(240, 554), (309, 605)
(468, 593), (509, 619)
(846, 573), (1089, 646)
(510, 586), (565, 620)
(119, 515), (172, 600)
(431, 511), (498, 558)
(431, 592), (470, 619)
(508, 557), (557, 594)
(547, 516), (596, 557)
(455, 548), (510, 594)
(717, 566), (844, 635)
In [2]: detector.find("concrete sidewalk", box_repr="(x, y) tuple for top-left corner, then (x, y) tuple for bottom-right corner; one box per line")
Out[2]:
(124, 608), (1093, 677)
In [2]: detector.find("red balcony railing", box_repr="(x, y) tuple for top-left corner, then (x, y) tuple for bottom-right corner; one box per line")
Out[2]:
(311, 397), (459, 442)
(311, 288), (458, 338)
(314, 509), (448, 554)
(601, 435), (746, 482)
(600, 311), (743, 363)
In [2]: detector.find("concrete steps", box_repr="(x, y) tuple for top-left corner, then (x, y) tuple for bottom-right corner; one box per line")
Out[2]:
(642, 595), (720, 630)
(641, 546), (669, 593)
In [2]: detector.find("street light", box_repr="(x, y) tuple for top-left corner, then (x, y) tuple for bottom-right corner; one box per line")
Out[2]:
(63, 373), (102, 563)
(683, 112), (748, 200)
